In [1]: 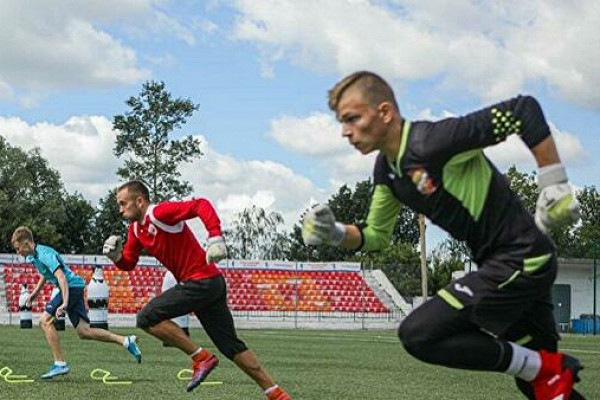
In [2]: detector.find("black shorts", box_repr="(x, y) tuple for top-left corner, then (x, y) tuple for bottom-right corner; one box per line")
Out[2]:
(437, 249), (558, 341)
(44, 286), (90, 328)
(137, 274), (247, 359)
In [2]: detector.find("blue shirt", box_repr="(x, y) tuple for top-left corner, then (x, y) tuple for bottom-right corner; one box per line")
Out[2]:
(26, 244), (85, 289)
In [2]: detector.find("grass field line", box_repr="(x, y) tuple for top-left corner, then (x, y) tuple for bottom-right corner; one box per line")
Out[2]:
(248, 330), (400, 343)
(561, 347), (600, 355)
(249, 331), (600, 352)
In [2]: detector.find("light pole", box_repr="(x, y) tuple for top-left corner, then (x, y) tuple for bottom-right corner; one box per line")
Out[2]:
(419, 214), (428, 301)
(593, 241), (597, 336)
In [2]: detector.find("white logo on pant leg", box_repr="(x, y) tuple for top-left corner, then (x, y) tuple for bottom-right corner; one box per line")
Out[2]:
(453, 283), (474, 297)
(551, 395), (564, 400)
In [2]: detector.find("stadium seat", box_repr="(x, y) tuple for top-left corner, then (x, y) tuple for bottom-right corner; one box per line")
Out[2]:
(2, 263), (389, 315)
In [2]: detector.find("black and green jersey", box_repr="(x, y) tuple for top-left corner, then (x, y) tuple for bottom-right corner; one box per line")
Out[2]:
(361, 95), (553, 264)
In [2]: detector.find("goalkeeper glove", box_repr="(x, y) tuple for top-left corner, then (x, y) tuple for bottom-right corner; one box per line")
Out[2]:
(206, 236), (228, 264)
(103, 235), (123, 263)
(302, 205), (346, 246)
(535, 163), (580, 233)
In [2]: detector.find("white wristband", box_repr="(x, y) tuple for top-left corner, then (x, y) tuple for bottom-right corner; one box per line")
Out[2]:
(537, 163), (567, 189)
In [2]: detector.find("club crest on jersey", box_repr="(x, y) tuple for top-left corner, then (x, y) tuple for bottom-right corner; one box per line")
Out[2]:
(409, 169), (438, 195)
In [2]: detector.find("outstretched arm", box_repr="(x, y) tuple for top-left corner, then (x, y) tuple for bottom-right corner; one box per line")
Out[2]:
(27, 276), (46, 307)
(152, 199), (222, 237)
(302, 184), (401, 252)
(105, 226), (143, 271)
(530, 136), (580, 233)
(531, 136), (560, 167)
(430, 95), (552, 164)
(54, 268), (69, 317)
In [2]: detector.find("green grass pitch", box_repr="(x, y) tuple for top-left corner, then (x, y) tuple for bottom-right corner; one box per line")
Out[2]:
(0, 326), (598, 399)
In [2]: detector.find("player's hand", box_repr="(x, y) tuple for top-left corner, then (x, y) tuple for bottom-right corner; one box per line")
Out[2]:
(535, 164), (581, 233)
(56, 303), (66, 318)
(206, 236), (228, 264)
(25, 295), (33, 309)
(302, 205), (346, 246)
(103, 235), (123, 262)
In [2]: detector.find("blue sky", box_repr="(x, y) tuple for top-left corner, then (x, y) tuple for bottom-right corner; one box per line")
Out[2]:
(1, 1), (599, 251)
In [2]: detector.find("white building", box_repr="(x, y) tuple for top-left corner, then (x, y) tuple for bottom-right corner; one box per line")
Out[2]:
(454, 257), (599, 331)
(554, 258), (599, 326)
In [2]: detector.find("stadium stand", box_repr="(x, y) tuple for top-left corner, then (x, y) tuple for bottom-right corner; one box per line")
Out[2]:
(2, 263), (388, 314)
(222, 269), (388, 313)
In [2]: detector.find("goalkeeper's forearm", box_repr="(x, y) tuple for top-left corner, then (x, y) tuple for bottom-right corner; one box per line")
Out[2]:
(340, 224), (363, 250)
(531, 136), (561, 168)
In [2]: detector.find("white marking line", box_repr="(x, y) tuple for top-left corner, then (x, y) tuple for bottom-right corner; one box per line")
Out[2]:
(561, 348), (600, 355)
(249, 331), (399, 343)
(252, 331), (600, 355)
(250, 332), (600, 351)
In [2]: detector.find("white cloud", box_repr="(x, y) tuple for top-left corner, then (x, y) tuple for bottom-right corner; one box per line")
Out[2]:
(231, 0), (447, 79)
(267, 112), (376, 186)
(0, 116), (328, 232)
(154, 10), (197, 46)
(229, 0), (600, 110)
(0, 80), (14, 101)
(0, 0), (224, 106)
(193, 18), (219, 35)
(180, 137), (327, 230)
(0, 115), (122, 202)
(485, 122), (587, 171)
(410, 106), (587, 171)
(267, 112), (344, 156)
(0, 1), (153, 105)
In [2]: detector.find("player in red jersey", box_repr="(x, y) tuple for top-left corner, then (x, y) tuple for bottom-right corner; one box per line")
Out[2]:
(103, 180), (290, 399)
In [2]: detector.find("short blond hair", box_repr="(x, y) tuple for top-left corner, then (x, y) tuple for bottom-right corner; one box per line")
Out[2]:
(328, 71), (399, 112)
(12, 226), (34, 245)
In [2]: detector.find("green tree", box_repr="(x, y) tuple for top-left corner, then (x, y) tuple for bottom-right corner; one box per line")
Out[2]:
(224, 205), (290, 260)
(437, 238), (472, 268)
(428, 250), (465, 295)
(58, 193), (96, 254)
(113, 80), (202, 202)
(91, 189), (128, 253)
(506, 165), (580, 257)
(571, 186), (600, 257)
(355, 243), (422, 298)
(287, 179), (419, 261)
(504, 165), (538, 214)
(0, 136), (95, 253)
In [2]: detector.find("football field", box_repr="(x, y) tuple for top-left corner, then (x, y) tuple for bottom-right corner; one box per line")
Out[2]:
(0, 325), (598, 399)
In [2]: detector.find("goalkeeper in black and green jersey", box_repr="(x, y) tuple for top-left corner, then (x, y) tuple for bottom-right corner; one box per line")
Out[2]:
(302, 71), (584, 400)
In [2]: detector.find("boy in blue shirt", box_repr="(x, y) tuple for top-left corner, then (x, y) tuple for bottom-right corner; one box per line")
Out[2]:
(11, 226), (142, 379)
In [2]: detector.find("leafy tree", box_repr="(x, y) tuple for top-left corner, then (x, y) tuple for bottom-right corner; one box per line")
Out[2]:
(224, 205), (290, 260)
(571, 186), (600, 257)
(504, 165), (538, 214)
(286, 215), (312, 262)
(113, 80), (202, 202)
(437, 238), (472, 267)
(287, 179), (419, 261)
(427, 250), (466, 295)
(353, 243), (422, 298)
(58, 193), (96, 254)
(91, 189), (128, 253)
(503, 165), (600, 257)
(0, 136), (95, 253)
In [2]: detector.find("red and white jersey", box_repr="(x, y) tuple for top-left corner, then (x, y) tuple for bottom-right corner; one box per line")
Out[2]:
(116, 198), (222, 282)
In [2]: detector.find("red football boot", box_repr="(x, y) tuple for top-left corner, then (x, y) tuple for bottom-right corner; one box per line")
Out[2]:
(186, 351), (219, 392)
(266, 386), (292, 400)
(531, 350), (583, 400)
